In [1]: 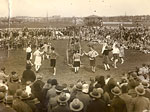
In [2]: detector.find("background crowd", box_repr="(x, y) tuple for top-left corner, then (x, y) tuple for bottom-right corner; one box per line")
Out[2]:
(0, 26), (150, 53)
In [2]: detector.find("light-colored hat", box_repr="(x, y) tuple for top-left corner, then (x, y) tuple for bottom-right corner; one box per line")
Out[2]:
(75, 83), (83, 91)
(141, 81), (149, 88)
(57, 92), (69, 103)
(111, 86), (121, 96)
(20, 91), (29, 100)
(70, 98), (84, 112)
(90, 89), (101, 98)
(135, 85), (145, 96)
(97, 88), (104, 95)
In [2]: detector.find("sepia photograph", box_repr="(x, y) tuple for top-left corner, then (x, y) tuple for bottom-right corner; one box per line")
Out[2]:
(0, 0), (150, 112)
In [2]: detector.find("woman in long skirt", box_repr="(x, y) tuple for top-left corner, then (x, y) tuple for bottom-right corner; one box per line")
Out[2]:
(33, 47), (44, 72)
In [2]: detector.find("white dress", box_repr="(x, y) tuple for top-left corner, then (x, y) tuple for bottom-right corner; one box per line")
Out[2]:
(34, 50), (42, 66)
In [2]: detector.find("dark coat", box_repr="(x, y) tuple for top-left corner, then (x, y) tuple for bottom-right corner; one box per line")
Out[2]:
(0, 105), (17, 112)
(75, 91), (91, 112)
(86, 99), (107, 112)
(22, 69), (36, 84)
(52, 105), (70, 112)
(7, 82), (21, 95)
(110, 96), (127, 112)
(0, 103), (16, 112)
(23, 99), (37, 112)
(12, 99), (33, 112)
(31, 80), (45, 103)
(143, 89), (150, 100)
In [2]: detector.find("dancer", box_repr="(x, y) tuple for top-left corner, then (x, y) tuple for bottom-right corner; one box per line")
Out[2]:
(102, 45), (112, 71)
(49, 47), (58, 76)
(26, 44), (33, 66)
(84, 47), (99, 73)
(119, 44), (127, 64)
(112, 44), (120, 68)
(42, 42), (50, 60)
(33, 47), (44, 72)
(73, 50), (84, 73)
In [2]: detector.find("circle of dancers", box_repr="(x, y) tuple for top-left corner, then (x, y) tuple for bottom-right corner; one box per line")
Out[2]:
(25, 38), (128, 75)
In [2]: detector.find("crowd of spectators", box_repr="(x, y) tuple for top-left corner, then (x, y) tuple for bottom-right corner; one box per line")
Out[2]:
(0, 26), (150, 53)
(0, 62), (150, 112)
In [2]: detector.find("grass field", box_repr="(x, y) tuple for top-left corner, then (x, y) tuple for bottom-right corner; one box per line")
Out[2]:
(0, 39), (150, 84)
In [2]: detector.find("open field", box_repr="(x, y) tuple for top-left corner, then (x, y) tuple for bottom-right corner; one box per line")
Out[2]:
(0, 39), (150, 84)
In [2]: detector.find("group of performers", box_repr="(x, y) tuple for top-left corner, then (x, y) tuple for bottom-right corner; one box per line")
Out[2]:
(25, 37), (127, 75)
(26, 42), (58, 76)
(69, 37), (127, 73)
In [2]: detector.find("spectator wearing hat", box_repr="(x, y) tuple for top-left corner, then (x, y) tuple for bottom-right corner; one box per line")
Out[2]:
(31, 75), (45, 104)
(0, 85), (7, 93)
(105, 77), (117, 100)
(21, 64), (36, 85)
(46, 79), (58, 101)
(47, 85), (63, 112)
(95, 76), (106, 90)
(75, 82), (91, 112)
(46, 79), (58, 112)
(138, 64), (149, 75)
(9, 71), (18, 83)
(3, 95), (17, 112)
(97, 87), (111, 112)
(128, 79), (138, 98)
(0, 92), (6, 111)
(142, 81), (150, 100)
(21, 92), (39, 112)
(42, 78), (52, 111)
(86, 89), (107, 112)
(120, 85), (132, 112)
(7, 75), (21, 96)
(70, 98), (84, 112)
(131, 85), (150, 112)
(110, 86), (127, 112)
(52, 92), (70, 112)
(0, 67), (8, 83)
(12, 91), (33, 112)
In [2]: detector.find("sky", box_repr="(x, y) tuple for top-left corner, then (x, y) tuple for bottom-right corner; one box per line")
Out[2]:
(1, 0), (150, 17)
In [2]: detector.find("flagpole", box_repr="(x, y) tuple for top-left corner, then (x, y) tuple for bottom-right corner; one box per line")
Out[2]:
(8, 0), (11, 57)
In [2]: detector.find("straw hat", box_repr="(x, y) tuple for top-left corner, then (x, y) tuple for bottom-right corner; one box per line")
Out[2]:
(75, 83), (83, 91)
(135, 85), (145, 96)
(55, 85), (64, 93)
(141, 81), (149, 88)
(90, 89), (101, 99)
(57, 92), (69, 103)
(20, 91), (29, 100)
(0, 86), (6, 93)
(111, 86), (121, 96)
(70, 98), (84, 112)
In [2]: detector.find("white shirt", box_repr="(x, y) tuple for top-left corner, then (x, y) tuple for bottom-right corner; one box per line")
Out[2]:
(112, 47), (120, 54)
(26, 47), (32, 53)
(87, 50), (99, 60)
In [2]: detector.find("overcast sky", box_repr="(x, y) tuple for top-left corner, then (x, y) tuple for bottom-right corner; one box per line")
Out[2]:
(1, 0), (150, 17)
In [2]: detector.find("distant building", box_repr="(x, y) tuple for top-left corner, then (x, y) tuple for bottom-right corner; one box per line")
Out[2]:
(84, 15), (103, 26)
